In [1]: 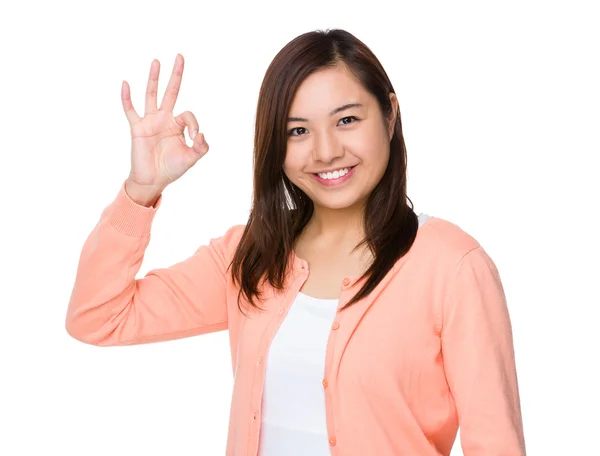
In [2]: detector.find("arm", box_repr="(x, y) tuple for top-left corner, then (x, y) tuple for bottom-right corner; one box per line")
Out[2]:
(65, 180), (241, 346)
(441, 246), (527, 455)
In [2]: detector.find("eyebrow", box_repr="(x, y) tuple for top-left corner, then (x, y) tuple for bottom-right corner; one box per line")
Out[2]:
(287, 102), (364, 122)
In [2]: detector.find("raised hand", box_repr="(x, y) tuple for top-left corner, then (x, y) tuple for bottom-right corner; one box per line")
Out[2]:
(121, 54), (209, 197)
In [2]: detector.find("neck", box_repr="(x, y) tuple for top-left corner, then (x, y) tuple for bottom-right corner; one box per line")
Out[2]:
(304, 201), (366, 245)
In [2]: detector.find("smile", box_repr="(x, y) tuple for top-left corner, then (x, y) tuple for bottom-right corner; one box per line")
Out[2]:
(311, 165), (357, 187)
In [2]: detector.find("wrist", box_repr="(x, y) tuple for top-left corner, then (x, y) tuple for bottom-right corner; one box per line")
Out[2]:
(124, 179), (165, 208)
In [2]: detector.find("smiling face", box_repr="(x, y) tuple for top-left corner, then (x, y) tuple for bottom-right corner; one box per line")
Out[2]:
(283, 65), (398, 214)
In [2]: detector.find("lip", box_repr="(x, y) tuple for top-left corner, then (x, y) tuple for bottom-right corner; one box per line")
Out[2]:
(311, 165), (357, 187)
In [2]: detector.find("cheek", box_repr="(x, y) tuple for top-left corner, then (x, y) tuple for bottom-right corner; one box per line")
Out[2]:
(355, 141), (388, 166)
(373, 147), (390, 172)
(283, 147), (304, 175)
(347, 125), (386, 155)
(282, 158), (294, 178)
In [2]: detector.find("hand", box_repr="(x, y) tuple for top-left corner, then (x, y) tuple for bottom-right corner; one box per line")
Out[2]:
(121, 54), (209, 190)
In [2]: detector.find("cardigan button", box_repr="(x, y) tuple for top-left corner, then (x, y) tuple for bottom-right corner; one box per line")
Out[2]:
(342, 277), (350, 286)
(331, 322), (340, 330)
(329, 436), (337, 446)
(322, 379), (328, 388)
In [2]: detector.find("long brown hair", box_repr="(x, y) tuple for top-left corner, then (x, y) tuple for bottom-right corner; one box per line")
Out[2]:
(229, 28), (419, 315)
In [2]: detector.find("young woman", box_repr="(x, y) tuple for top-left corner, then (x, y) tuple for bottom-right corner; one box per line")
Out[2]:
(66, 29), (526, 455)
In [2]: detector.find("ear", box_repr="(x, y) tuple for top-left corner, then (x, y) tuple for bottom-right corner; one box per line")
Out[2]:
(387, 92), (399, 140)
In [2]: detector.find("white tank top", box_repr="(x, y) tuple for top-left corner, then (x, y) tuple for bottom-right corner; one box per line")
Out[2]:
(257, 213), (431, 455)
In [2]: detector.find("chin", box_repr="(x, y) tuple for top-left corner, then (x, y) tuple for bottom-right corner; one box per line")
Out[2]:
(313, 195), (364, 211)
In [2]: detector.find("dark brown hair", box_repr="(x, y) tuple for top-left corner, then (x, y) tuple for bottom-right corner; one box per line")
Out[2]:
(229, 28), (419, 315)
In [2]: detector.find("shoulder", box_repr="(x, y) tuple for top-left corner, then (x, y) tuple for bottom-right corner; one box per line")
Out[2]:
(415, 216), (502, 302)
(223, 223), (247, 240)
(418, 216), (484, 265)
(220, 224), (247, 252)
(200, 224), (247, 263)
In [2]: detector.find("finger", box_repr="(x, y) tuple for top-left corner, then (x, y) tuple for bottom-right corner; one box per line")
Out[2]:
(145, 59), (160, 115)
(174, 110), (200, 140)
(180, 132), (209, 171)
(159, 54), (184, 112)
(188, 132), (210, 162)
(121, 80), (141, 126)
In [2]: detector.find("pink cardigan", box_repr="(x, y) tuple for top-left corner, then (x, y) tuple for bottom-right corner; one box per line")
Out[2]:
(66, 180), (527, 455)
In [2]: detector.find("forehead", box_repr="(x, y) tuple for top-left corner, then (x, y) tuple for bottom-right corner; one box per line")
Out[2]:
(288, 66), (370, 115)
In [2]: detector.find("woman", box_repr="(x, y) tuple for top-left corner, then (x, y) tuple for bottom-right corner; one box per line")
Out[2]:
(66, 29), (526, 455)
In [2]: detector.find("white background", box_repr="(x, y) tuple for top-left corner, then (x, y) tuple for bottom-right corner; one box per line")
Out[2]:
(1, 0), (598, 454)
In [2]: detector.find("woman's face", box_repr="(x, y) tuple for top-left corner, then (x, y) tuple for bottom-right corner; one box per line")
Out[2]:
(283, 65), (398, 211)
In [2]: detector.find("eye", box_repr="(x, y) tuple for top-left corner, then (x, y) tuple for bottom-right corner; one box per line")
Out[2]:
(287, 126), (308, 137)
(286, 116), (360, 137)
(339, 115), (358, 126)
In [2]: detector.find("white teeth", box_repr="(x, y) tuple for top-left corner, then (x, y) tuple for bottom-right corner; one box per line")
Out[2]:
(317, 167), (351, 180)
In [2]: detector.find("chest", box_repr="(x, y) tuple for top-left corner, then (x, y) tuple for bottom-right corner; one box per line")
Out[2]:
(294, 242), (373, 300)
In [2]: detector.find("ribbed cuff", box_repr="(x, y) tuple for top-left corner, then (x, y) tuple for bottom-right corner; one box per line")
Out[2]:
(106, 180), (163, 237)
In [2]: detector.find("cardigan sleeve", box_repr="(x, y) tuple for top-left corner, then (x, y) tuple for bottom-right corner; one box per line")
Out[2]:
(441, 246), (527, 455)
(65, 179), (240, 347)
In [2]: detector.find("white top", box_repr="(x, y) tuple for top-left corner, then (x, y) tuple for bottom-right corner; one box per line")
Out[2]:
(257, 213), (431, 455)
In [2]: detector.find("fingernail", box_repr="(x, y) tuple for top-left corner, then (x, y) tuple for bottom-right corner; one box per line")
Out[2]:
(198, 133), (205, 144)
(190, 130), (197, 139)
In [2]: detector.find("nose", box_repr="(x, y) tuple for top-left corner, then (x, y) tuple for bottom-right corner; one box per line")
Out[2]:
(312, 130), (344, 164)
